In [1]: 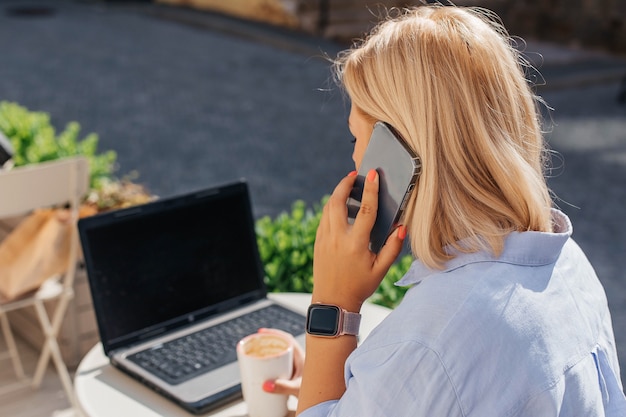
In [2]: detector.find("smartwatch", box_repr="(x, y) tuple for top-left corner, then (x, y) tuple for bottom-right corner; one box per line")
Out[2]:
(306, 303), (361, 337)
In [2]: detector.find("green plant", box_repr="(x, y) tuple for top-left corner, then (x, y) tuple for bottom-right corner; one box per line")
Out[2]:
(369, 252), (412, 308)
(0, 101), (117, 190)
(255, 197), (413, 309)
(256, 198), (325, 294)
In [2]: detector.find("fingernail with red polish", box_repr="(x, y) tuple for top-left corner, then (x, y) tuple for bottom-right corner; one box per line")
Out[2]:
(348, 170), (357, 177)
(367, 169), (377, 182)
(262, 380), (276, 393)
(398, 225), (407, 240)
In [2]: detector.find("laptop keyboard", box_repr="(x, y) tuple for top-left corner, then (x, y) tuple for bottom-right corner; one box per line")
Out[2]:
(128, 304), (305, 385)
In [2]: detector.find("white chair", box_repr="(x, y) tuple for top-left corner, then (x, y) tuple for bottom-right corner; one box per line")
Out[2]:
(0, 156), (89, 408)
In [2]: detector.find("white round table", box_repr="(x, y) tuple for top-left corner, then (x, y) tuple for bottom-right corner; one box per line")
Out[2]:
(74, 293), (391, 417)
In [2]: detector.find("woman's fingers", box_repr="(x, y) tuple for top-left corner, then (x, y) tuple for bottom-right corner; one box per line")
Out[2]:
(263, 377), (302, 397)
(352, 169), (379, 245)
(317, 172), (357, 239)
(373, 225), (407, 276)
(256, 328), (304, 397)
(320, 169), (380, 252)
(325, 172), (358, 232)
(312, 170), (402, 309)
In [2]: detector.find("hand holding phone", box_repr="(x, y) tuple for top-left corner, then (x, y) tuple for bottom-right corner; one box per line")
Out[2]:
(347, 122), (421, 253)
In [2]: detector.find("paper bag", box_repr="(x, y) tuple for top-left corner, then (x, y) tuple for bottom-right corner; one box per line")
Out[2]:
(0, 208), (71, 301)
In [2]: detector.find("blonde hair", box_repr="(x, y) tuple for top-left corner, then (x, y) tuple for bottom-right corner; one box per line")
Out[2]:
(333, 5), (553, 269)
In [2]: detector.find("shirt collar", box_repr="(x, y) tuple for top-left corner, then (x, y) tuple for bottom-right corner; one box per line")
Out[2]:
(396, 209), (573, 287)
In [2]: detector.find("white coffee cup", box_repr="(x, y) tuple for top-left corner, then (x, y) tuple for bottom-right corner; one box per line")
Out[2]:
(237, 332), (294, 417)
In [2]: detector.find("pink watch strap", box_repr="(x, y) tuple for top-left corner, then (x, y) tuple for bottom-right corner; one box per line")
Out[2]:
(341, 310), (361, 336)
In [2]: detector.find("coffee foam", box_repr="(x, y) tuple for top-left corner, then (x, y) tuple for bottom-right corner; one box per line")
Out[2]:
(241, 334), (290, 358)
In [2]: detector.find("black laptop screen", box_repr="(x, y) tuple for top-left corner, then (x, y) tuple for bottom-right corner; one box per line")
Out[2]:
(79, 182), (266, 351)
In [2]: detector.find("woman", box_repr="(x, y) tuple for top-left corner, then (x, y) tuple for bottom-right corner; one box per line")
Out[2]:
(265, 5), (626, 416)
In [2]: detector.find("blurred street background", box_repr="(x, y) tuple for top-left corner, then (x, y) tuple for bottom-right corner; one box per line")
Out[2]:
(0, 0), (625, 397)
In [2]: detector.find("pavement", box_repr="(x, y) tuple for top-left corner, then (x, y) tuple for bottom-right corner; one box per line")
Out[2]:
(1, 0), (625, 385)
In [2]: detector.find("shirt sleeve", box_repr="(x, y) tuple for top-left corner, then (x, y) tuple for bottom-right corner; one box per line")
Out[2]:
(298, 400), (338, 417)
(298, 340), (465, 417)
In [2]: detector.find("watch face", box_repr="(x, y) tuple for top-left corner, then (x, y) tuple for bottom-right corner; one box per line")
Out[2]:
(306, 305), (340, 336)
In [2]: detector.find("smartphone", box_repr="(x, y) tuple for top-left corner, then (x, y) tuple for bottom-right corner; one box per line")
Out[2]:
(347, 122), (421, 253)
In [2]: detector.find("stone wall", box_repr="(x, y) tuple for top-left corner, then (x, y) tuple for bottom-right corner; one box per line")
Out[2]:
(476, 0), (626, 54)
(297, 0), (412, 41)
(159, 0), (626, 55)
(312, 0), (626, 54)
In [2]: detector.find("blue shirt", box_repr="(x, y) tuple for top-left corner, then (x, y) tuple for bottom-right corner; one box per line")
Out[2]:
(300, 210), (626, 416)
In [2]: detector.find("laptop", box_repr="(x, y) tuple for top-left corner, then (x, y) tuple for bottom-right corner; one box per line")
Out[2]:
(78, 180), (306, 414)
